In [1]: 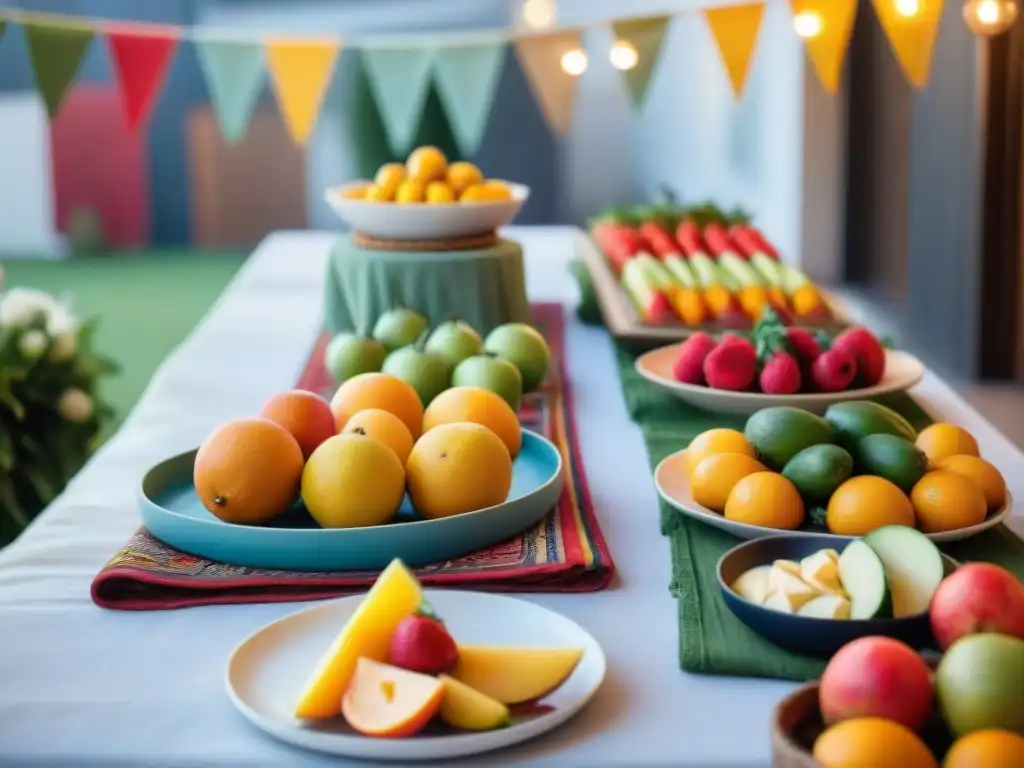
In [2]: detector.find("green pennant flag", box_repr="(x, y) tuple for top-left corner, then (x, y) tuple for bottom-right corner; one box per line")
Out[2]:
(611, 16), (671, 109)
(23, 18), (95, 119)
(0, 20), (7, 44)
(360, 45), (436, 155)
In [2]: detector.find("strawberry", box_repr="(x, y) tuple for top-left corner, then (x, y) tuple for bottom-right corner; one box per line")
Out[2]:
(759, 352), (801, 394)
(387, 608), (458, 675)
(811, 348), (856, 392)
(786, 328), (823, 367)
(720, 332), (752, 347)
(672, 333), (717, 385)
(704, 337), (757, 391)
(830, 327), (886, 387)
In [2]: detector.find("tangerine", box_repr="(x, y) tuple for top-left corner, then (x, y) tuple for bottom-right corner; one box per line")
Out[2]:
(812, 717), (938, 768)
(916, 423), (980, 465)
(373, 162), (406, 197)
(825, 475), (915, 536)
(446, 161), (484, 196)
(934, 454), (1007, 510)
(406, 146), (447, 183)
(910, 470), (987, 533)
(260, 389), (336, 459)
(944, 729), (1024, 768)
(342, 408), (415, 466)
(723, 472), (804, 530)
(683, 428), (757, 478)
(690, 453), (767, 512)
(422, 386), (522, 458)
(330, 372), (424, 439)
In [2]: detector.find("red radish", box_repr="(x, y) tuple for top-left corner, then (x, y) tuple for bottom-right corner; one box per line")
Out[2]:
(811, 348), (856, 392)
(702, 223), (735, 258)
(593, 221), (647, 273)
(760, 352), (801, 394)
(638, 221), (680, 258)
(744, 226), (779, 260)
(704, 338), (757, 390)
(786, 328), (823, 366)
(728, 225), (762, 258)
(673, 333), (717, 385)
(675, 219), (706, 256)
(830, 327), (887, 387)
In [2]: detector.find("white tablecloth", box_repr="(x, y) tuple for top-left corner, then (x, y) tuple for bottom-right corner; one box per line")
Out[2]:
(2, 227), (1022, 767)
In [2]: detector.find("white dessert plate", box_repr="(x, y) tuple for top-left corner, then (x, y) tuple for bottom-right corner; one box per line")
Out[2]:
(654, 448), (1011, 543)
(226, 589), (605, 761)
(636, 345), (925, 415)
(324, 181), (529, 241)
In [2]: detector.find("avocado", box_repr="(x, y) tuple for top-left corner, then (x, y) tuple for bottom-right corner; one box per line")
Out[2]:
(781, 444), (854, 503)
(855, 433), (929, 492)
(743, 407), (835, 470)
(824, 401), (917, 454)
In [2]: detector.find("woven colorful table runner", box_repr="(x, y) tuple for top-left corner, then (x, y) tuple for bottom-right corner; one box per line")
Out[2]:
(91, 303), (614, 610)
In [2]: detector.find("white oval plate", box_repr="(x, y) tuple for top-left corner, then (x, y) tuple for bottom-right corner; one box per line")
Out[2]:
(654, 448), (1012, 543)
(636, 345), (925, 415)
(324, 181), (530, 241)
(226, 590), (605, 761)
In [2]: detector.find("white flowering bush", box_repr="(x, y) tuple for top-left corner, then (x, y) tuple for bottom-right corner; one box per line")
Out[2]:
(0, 265), (119, 545)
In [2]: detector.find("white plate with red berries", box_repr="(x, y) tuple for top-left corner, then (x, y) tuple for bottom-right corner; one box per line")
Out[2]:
(635, 324), (925, 416)
(226, 562), (605, 761)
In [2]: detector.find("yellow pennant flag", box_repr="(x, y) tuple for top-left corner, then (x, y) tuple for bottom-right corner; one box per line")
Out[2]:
(871, 0), (943, 88)
(791, 0), (858, 94)
(703, 3), (766, 99)
(265, 38), (341, 146)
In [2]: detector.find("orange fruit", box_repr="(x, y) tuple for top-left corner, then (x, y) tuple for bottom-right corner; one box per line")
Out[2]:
(944, 729), (1024, 768)
(340, 183), (371, 200)
(934, 454), (1007, 510)
(723, 472), (804, 530)
(425, 181), (455, 204)
(446, 161), (484, 196)
(825, 475), (915, 536)
(683, 428), (757, 478)
(395, 179), (426, 204)
(916, 423), (980, 465)
(259, 389), (337, 459)
(342, 408), (415, 466)
(813, 717), (938, 768)
(910, 470), (987, 533)
(422, 386), (522, 458)
(364, 183), (393, 202)
(193, 417), (304, 525)
(330, 372), (424, 439)
(373, 162), (406, 197)
(690, 453), (767, 512)
(406, 422), (513, 518)
(406, 146), (447, 183)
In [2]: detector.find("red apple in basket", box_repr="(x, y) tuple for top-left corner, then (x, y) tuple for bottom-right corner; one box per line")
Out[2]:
(930, 563), (1024, 650)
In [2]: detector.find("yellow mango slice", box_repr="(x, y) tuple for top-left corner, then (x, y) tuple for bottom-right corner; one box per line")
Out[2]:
(438, 675), (510, 731)
(451, 645), (583, 705)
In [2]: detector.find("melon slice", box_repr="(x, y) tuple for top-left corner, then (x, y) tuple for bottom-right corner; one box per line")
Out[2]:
(451, 645), (583, 704)
(294, 559), (423, 719)
(438, 675), (510, 731)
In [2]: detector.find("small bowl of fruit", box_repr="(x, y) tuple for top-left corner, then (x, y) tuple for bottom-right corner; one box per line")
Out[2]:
(325, 146), (529, 241)
(718, 528), (960, 657)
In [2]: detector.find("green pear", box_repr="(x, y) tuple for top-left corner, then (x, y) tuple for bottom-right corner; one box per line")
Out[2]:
(483, 323), (551, 393)
(324, 332), (386, 383)
(424, 320), (483, 370)
(372, 307), (429, 353)
(382, 330), (450, 406)
(452, 353), (523, 412)
(936, 633), (1024, 737)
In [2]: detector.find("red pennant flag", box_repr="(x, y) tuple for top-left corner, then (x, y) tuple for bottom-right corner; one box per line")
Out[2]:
(106, 24), (180, 131)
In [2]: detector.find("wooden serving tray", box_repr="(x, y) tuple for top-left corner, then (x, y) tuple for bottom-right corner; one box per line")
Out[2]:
(575, 233), (849, 349)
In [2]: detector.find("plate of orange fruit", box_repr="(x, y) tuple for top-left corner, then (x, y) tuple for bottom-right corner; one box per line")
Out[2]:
(226, 560), (605, 759)
(137, 377), (564, 570)
(324, 146), (529, 240)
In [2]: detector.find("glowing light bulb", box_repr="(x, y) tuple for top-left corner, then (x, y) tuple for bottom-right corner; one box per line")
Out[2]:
(963, 0), (1019, 35)
(895, 0), (922, 17)
(560, 48), (588, 76)
(793, 10), (825, 38)
(609, 40), (639, 70)
(522, 0), (556, 30)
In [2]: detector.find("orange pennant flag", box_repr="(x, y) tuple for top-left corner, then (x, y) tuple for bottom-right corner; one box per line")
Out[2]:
(265, 38), (341, 146)
(871, 0), (943, 88)
(703, 3), (766, 99)
(791, 0), (858, 94)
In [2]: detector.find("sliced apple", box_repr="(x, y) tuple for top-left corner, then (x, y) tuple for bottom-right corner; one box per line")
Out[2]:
(731, 564), (771, 604)
(341, 658), (444, 738)
(294, 559), (423, 719)
(451, 645), (583, 704)
(438, 675), (510, 731)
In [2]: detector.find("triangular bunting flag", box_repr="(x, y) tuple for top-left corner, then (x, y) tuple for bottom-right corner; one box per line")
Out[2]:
(106, 25), (179, 131)
(0, 19), (6, 43)
(514, 31), (584, 137)
(265, 38), (341, 146)
(22, 17), (94, 119)
(791, 0), (858, 94)
(611, 16), (671, 109)
(872, 0), (943, 88)
(361, 45), (437, 155)
(432, 40), (507, 157)
(195, 37), (266, 144)
(703, 3), (765, 99)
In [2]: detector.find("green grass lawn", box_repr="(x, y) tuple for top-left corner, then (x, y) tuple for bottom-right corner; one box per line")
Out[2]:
(2, 252), (246, 431)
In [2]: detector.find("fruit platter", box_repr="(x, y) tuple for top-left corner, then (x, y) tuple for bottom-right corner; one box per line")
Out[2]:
(771, 561), (1024, 766)
(325, 146), (528, 241)
(636, 311), (925, 414)
(655, 403), (1011, 542)
(578, 199), (847, 344)
(138, 313), (564, 570)
(226, 560), (605, 760)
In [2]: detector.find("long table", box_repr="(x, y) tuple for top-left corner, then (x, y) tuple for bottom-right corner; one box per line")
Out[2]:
(2, 227), (1021, 766)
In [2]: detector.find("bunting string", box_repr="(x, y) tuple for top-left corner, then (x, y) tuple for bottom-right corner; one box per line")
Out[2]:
(0, 1), (948, 149)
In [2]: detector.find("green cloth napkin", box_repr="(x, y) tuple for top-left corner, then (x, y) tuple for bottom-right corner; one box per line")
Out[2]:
(570, 259), (1024, 681)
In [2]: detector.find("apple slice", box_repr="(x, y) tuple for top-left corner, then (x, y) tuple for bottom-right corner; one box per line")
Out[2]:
(451, 645), (583, 704)
(864, 526), (944, 618)
(342, 658), (444, 738)
(294, 559), (423, 719)
(438, 675), (511, 731)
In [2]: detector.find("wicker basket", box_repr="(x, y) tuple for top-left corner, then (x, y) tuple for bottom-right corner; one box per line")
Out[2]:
(771, 682), (824, 767)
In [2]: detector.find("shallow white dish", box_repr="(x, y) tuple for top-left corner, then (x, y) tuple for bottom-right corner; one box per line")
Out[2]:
(226, 589), (605, 761)
(324, 181), (529, 241)
(636, 345), (925, 416)
(654, 448), (1011, 543)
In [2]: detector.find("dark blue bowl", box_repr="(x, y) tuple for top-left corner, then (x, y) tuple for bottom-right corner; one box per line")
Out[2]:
(717, 533), (958, 658)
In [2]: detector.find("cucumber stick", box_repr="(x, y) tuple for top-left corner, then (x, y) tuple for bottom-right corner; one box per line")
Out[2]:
(620, 259), (658, 312)
(718, 251), (765, 288)
(779, 262), (812, 295)
(690, 251), (738, 292)
(635, 253), (677, 291)
(750, 252), (783, 287)
(663, 254), (698, 288)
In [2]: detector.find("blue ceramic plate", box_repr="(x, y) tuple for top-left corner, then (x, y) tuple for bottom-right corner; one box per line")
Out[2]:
(717, 534), (959, 657)
(139, 429), (563, 571)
